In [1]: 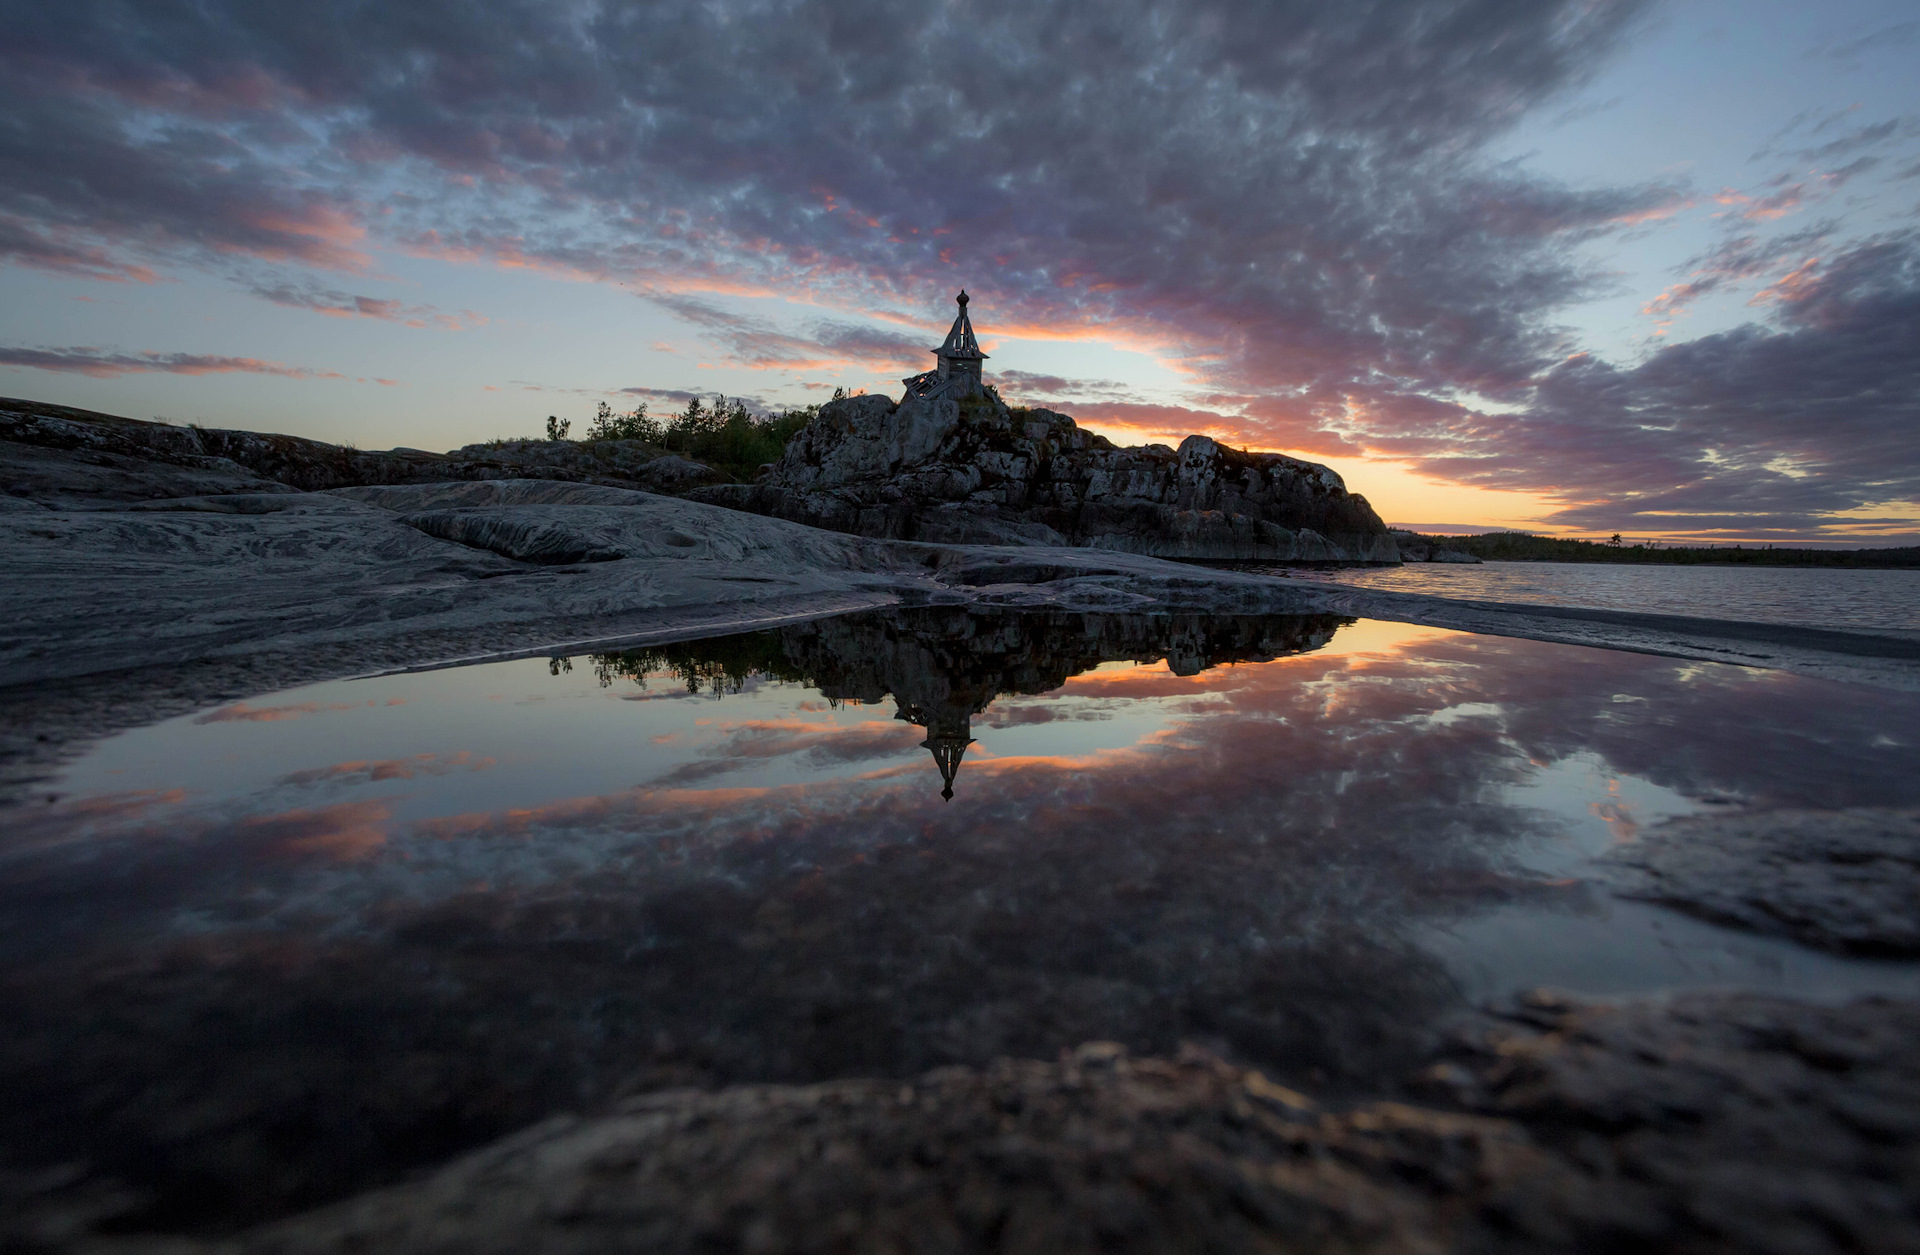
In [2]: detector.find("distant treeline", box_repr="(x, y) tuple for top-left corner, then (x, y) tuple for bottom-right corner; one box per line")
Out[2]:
(1411, 531), (1920, 569)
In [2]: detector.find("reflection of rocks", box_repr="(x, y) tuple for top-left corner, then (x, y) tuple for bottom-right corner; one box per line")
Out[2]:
(690, 296), (1397, 563)
(1604, 808), (1920, 955)
(28, 993), (1920, 1254)
(769, 607), (1349, 799)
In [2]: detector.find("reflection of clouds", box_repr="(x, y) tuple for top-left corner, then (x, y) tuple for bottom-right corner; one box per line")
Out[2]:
(241, 800), (394, 862)
(281, 751), (494, 787)
(651, 717), (918, 785)
(978, 704), (1116, 728)
(2, 787), (190, 851)
(196, 697), (406, 724)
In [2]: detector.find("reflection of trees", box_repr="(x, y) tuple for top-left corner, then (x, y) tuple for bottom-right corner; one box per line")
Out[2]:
(579, 632), (809, 696)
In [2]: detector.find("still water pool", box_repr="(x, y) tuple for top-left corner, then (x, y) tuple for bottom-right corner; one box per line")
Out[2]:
(4, 608), (1919, 1227)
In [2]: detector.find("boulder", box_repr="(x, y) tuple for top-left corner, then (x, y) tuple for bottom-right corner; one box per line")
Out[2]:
(690, 391), (1398, 564)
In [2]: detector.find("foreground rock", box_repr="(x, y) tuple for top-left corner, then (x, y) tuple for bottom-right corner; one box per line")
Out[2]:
(693, 390), (1398, 563)
(1605, 808), (1920, 955)
(24, 993), (1915, 1254)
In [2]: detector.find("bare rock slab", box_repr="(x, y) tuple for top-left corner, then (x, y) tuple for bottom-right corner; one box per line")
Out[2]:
(1602, 807), (1920, 954)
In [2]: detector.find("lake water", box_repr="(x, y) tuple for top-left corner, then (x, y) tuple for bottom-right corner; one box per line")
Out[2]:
(1285, 560), (1920, 633)
(5, 607), (1919, 1230)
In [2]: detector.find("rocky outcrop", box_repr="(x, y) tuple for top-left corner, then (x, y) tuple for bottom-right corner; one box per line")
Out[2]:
(690, 391), (1398, 564)
(0, 399), (721, 506)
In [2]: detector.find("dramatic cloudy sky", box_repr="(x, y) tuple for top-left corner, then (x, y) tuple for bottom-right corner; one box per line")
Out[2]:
(2, 0), (1915, 541)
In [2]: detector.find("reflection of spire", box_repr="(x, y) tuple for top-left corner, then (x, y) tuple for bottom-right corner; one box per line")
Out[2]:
(918, 712), (976, 802)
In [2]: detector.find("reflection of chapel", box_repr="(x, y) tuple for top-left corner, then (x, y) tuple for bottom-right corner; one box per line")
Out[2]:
(895, 692), (980, 801)
(902, 291), (988, 402)
(919, 712), (975, 802)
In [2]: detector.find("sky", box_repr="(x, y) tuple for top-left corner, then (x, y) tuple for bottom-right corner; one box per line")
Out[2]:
(1, 0), (1916, 544)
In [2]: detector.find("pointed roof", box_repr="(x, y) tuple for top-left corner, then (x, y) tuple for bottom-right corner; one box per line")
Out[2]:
(934, 290), (987, 362)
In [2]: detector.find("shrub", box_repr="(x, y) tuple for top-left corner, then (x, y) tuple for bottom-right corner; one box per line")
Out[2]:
(586, 400), (663, 443)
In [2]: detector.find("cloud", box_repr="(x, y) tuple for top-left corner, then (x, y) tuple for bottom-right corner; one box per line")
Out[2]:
(249, 282), (486, 329)
(1383, 235), (1920, 537)
(0, 346), (350, 380)
(1818, 21), (1920, 67)
(648, 293), (931, 374)
(1640, 223), (1831, 325)
(1713, 184), (1809, 223)
(993, 370), (1142, 403)
(0, 215), (160, 282)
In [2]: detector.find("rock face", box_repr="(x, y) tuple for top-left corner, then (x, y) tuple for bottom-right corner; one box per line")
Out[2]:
(691, 391), (1398, 563)
(0, 399), (721, 506)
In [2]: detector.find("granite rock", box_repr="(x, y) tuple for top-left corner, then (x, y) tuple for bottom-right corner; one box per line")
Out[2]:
(691, 391), (1398, 563)
(0, 398), (721, 504)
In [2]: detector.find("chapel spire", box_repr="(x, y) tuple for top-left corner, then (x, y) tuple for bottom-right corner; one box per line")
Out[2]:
(901, 290), (990, 401)
(936, 290), (986, 366)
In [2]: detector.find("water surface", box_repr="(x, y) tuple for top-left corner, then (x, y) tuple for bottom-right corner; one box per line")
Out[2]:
(4, 607), (1918, 1230)
(1287, 559), (1920, 633)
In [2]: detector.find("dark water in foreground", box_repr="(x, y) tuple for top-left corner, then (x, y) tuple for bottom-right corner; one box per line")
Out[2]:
(4, 608), (1919, 1231)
